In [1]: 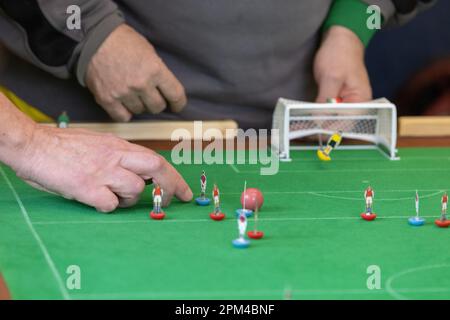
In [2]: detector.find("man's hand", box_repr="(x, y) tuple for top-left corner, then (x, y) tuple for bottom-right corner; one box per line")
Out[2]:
(13, 125), (193, 212)
(314, 26), (372, 103)
(85, 24), (187, 121)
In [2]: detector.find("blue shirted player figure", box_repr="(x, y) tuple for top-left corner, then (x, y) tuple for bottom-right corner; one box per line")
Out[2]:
(408, 190), (425, 226)
(232, 211), (250, 249)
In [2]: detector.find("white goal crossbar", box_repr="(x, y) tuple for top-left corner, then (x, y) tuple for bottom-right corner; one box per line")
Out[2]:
(272, 98), (399, 161)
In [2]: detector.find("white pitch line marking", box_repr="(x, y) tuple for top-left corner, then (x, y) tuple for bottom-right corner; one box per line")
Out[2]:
(31, 215), (438, 226)
(386, 264), (450, 300)
(221, 189), (448, 196)
(308, 190), (443, 201)
(0, 167), (70, 300)
(229, 164), (240, 173)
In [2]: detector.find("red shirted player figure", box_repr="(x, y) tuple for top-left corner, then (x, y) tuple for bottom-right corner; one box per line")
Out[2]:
(150, 184), (165, 220)
(247, 198), (264, 239)
(361, 186), (377, 221)
(209, 184), (225, 221)
(435, 192), (450, 228)
(195, 170), (211, 205)
(200, 171), (207, 198)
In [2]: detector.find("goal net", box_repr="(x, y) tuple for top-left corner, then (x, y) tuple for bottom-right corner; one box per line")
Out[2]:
(272, 98), (398, 161)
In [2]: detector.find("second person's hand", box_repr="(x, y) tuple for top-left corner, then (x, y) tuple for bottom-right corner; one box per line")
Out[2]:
(85, 24), (187, 121)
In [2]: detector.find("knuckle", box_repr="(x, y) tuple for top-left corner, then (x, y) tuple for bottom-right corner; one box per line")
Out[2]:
(96, 198), (118, 213)
(96, 94), (115, 106)
(79, 186), (118, 213)
(148, 62), (162, 79)
(150, 100), (166, 114)
(173, 85), (186, 103)
(130, 78), (148, 91)
(120, 112), (132, 122)
(149, 154), (165, 171)
(110, 113), (126, 122)
(132, 179), (146, 194)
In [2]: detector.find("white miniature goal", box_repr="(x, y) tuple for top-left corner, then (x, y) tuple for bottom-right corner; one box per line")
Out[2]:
(272, 98), (399, 161)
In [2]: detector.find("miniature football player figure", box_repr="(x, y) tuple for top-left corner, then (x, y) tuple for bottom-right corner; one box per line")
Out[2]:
(152, 184), (163, 213)
(237, 213), (248, 240)
(213, 184), (220, 214)
(195, 170), (210, 205)
(150, 184), (165, 220)
(209, 184), (225, 220)
(317, 131), (343, 161)
(200, 170), (207, 199)
(361, 186), (377, 221)
(326, 97), (343, 103)
(409, 190), (425, 226)
(247, 199), (264, 239)
(235, 180), (253, 217)
(57, 111), (70, 128)
(232, 210), (250, 248)
(441, 192), (448, 221)
(364, 186), (374, 215)
(435, 192), (450, 228)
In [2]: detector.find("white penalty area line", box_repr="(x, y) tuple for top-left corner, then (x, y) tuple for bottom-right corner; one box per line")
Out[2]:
(386, 264), (450, 300)
(307, 190), (443, 201)
(0, 167), (70, 300)
(30, 214), (438, 226)
(221, 189), (448, 196)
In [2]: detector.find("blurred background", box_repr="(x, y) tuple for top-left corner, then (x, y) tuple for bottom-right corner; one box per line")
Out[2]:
(366, 0), (450, 116)
(0, 1), (449, 118)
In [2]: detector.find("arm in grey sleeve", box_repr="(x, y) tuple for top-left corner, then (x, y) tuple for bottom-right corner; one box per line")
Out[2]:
(0, 0), (124, 86)
(362, 0), (437, 26)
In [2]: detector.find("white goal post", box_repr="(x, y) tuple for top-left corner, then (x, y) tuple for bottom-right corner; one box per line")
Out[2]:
(272, 98), (399, 161)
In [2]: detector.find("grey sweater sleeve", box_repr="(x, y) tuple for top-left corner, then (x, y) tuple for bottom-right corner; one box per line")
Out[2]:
(0, 0), (124, 86)
(362, 0), (437, 26)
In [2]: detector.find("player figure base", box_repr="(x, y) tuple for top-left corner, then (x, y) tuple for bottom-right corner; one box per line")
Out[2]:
(210, 212), (225, 221)
(247, 230), (264, 239)
(361, 213), (377, 221)
(408, 217), (425, 226)
(232, 238), (250, 249)
(150, 211), (166, 220)
(317, 149), (331, 161)
(235, 208), (253, 218)
(195, 197), (210, 206)
(435, 219), (450, 228)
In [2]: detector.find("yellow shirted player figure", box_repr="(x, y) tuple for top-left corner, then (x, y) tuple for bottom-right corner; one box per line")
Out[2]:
(317, 131), (343, 161)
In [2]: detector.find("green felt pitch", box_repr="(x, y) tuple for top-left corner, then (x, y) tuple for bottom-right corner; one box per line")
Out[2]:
(0, 148), (449, 300)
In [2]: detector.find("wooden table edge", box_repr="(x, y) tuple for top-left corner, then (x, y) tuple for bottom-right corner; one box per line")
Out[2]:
(133, 137), (450, 150)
